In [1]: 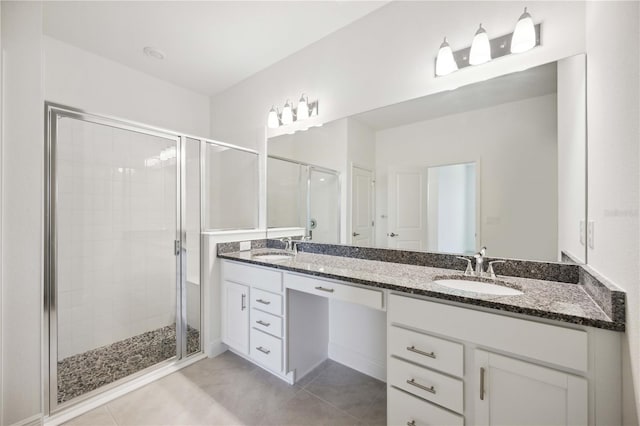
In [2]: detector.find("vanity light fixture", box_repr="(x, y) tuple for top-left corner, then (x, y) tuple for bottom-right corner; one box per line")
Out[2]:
(281, 99), (294, 125)
(435, 37), (458, 76)
(434, 9), (540, 77)
(297, 94), (310, 120)
(511, 7), (536, 53)
(267, 105), (280, 129)
(266, 95), (319, 128)
(469, 24), (491, 65)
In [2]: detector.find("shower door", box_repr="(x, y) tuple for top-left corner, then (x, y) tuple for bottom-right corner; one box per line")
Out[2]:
(45, 105), (199, 412)
(308, 168), (340, 243)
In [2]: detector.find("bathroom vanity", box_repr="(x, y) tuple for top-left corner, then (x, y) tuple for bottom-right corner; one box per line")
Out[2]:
(218, 244), (623, 426)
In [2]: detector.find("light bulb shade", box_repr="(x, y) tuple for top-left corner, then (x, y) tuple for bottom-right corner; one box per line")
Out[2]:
(267, 106), (279, 129)
(281, 100), (294, 125)
(511, 8), (536, 53)
(435, 38), (458, 76)
(469, 25), (491, 65)
(297, 95), (310, 120)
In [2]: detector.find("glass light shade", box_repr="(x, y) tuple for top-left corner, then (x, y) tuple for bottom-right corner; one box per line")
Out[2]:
(435, 37), (458, 76)
(469, 24), (491, 65)
(511, 8), (536, 53)
(267, 106), (279, 129)
(297, 94), (310, 120)
(281, 100), (294, 125)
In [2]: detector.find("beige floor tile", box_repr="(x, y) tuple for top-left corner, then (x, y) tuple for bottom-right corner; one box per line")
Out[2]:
(304, 362), (385, 420)
(198, 366), (301, 425)
(106, 373), (225, 425)
(261, 390), (362, 426)
(63, 406), (117, 426)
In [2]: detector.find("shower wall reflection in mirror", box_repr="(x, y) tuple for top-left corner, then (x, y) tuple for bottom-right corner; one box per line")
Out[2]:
(267, 55), (587, 263)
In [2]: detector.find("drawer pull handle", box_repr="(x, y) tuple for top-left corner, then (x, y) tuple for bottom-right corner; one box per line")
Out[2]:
(406, 378), (436, 394)
(406, 346), (436, 359)
(256, 320), (271, 327)
(256, 299), (271, 305)
(241, 294), (246, 311)
(407, 421), (416, 426)
(314, 286), (335, 293)
(256, 346), (271, 355)
(480, 367), (485, 400)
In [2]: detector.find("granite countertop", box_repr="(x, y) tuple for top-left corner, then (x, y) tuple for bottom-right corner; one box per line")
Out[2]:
(219, 248), (623, 331)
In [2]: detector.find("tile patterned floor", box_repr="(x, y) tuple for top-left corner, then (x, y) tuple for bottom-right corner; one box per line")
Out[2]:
(58, 325), (201, 403)
(64, 351), (387, 426)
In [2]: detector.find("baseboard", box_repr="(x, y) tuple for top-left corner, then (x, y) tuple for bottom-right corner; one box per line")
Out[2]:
(43, 353), (206, 426)
(328, 341), (386, 382)
(9, 414), (43, 426)
(208, 338), (228, 358)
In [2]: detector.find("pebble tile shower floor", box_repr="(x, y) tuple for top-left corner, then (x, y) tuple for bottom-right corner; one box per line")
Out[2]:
(58, 324), (200, 403)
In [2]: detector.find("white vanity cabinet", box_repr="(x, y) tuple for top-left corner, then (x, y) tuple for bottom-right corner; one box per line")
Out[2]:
(221, 280), (249, 355)
(221, 260), (288, 378)
(474, 350), (587, 426)
(388, 293), (620, 426)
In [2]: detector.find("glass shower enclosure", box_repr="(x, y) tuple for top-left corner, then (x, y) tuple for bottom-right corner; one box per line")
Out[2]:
(44, 104), (202, 412)
(267, 156), (340, 243)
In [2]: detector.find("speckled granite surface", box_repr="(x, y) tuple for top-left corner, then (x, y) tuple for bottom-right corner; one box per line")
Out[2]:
(218, 248), (625, 331)
(58, 325), (200, 403)
(226, 239), (582, 284)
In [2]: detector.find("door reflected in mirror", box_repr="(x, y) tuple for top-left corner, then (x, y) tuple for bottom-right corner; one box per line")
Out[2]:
(267, 55), (586, 264)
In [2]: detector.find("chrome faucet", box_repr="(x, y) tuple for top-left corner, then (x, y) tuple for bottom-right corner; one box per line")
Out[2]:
(474, 247), (487, 276)
(282, 237), (293, 252)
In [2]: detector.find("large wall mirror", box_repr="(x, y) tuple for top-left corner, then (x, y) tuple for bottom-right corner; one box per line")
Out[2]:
(267, 54), (587, 263)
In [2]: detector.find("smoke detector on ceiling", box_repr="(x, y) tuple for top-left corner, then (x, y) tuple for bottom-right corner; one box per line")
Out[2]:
(143, 46), (166, 60)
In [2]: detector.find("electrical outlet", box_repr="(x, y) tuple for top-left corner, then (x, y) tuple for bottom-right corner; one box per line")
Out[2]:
(239, 241), (251, 251)
(579, 220), (585, 246)
(587, 221), (595, 249)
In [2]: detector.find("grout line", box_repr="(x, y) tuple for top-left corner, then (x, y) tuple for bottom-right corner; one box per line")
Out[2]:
(299, 388), (366, 423)
(104, 402), (119, 425)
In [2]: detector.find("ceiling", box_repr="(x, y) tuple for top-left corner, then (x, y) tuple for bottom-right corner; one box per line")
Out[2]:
(352, 61), (558, 131)
(43, 1), (387, 96)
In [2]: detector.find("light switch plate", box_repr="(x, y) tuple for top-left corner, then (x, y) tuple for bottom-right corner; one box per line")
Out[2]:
(587, 221), (595, 249)
(239, 241), (251, 251)
(579, 220), (585, 246)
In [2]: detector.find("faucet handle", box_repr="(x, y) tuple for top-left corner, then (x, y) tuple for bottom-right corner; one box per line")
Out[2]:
(487, 260), (506, 280)
(456, 257), (474, 276)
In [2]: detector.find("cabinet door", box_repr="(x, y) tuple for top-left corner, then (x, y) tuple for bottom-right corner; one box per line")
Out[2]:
(474, 349), (587, 426)
(222, 280), (249, 355)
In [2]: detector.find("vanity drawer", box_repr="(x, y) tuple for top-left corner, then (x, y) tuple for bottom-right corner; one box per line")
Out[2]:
(388, 357), (464, 414)
(250, 328), (283, 373)
(251, 288), (283, 316)
(284, 273), (384, 310)
(223, 260), (282, 293)
(389, 294), (588, 372)
(388, 386), (464, 426)
(389, 325), (464, 377)
(251, 309), (283, 338)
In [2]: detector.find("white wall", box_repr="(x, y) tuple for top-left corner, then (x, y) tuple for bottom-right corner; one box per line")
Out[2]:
(557, 55), (587, 263)
(1, 2), (44, 424)
(44, 36), (210, 137)
(209, 1), (585, 151)
(1, 7), (213, 424)
(376, 94), (558, 261)
(585, 2), (640, 424)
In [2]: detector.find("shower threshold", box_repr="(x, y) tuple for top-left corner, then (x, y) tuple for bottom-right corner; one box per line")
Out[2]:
(57, 324), (200, 403)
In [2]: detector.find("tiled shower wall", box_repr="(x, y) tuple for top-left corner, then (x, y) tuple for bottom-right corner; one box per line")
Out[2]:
(56, 117), (178, 359)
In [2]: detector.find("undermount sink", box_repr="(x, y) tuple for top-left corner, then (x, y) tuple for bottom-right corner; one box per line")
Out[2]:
(252, 253), (294, 262)
(433, 279), (523, 296)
